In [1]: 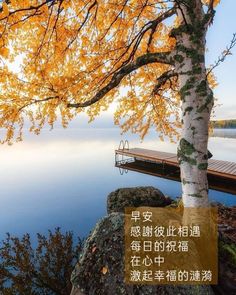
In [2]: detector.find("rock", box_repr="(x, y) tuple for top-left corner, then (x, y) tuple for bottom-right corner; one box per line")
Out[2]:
(71, 212), (213, 295)
(211, 201), (223, 207)
(71, 213), (130, 295)
(71, 187), (214, 295)
(71, 286), (85, 295)
(213, 234), (236, 295)
(107, 186), (172, 214)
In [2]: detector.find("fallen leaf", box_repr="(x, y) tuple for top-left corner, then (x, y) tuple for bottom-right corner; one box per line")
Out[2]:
(92, 246), (97, 253)
(101, 266), (108, 275)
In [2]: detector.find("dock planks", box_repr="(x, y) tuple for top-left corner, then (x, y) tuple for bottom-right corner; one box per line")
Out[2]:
(115, 148), (236, 194)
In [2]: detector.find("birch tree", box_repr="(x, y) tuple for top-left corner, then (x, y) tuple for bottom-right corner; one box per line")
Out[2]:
(0, 0), (233, 207)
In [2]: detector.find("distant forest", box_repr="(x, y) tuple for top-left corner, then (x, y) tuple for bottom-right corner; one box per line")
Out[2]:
(212, 119), (236, 128)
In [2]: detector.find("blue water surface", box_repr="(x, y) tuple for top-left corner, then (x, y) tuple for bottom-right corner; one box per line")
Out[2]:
(0, 127), (235, 239)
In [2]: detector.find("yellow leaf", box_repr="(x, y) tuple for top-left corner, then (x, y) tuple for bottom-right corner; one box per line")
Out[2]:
(0, 47), (9, 58)
(10, 0), (17, 6)
(2, 2), (9, 17)
(101, 266), (108, 275)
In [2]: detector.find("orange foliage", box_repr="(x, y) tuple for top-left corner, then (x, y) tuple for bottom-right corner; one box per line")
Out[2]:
(0, 1), (219, 143)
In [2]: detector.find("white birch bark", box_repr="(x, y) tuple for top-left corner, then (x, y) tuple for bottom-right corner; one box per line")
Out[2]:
(174, 1), (214, 208)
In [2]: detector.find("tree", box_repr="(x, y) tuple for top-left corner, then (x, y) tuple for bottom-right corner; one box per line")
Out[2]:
(212, 119), (236, 128)
(0, 228), (83, 295)
(0, 0), (234, 207)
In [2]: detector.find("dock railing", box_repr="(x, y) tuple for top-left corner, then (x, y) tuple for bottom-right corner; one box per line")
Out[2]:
(115, 140), (133, 174)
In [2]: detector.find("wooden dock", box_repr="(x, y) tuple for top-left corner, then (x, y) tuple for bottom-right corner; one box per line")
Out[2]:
(115, 147), (236, 195)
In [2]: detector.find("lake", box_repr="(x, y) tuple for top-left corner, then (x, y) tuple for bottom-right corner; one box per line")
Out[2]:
(0, 128), (235, 239)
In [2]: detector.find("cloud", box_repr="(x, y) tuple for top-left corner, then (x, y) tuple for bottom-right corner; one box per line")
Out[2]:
(213, 104), (236, 120)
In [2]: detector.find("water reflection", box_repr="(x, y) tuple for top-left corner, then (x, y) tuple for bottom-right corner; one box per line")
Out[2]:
(0, 128), (235, 238)
(212, 128), (236, 139)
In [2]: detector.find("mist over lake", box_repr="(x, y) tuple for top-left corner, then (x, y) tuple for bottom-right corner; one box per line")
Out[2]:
(0, 128), (235, 239)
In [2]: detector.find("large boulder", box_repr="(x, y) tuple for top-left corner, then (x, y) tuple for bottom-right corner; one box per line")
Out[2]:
(71, 187), (214, 295)
(107, 186), (172, 214)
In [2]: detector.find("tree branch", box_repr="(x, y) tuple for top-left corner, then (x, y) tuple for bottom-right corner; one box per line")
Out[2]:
(65, 0), (98, 51)
(207, 33), (236, 76)
(208, 0), (214, 14)
(17, 96), (59, 113)
(0, 0), (56, 20)
(147, 6), (176, 52)
(97, 6), (176, 85)
(152, 70), (178, 95)
(67, 52), (174, 108)
(203, 0), (215, 28)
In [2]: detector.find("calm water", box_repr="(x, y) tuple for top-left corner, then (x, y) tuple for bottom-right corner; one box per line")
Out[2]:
(0, 128), (235, 239)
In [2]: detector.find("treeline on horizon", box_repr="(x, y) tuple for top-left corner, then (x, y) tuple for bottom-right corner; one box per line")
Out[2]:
(212, 119), (236, 128)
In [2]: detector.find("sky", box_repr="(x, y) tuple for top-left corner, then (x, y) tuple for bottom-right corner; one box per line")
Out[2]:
(205, 0), (236, 119)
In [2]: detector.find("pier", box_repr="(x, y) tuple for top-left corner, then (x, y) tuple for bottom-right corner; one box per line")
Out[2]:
(115, 141), (236, 195)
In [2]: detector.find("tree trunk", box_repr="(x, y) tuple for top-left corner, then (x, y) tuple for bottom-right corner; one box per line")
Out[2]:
(173, 1), (214, 207)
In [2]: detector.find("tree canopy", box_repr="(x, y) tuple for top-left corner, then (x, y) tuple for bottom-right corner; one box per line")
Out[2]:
(0, 0), (219, 144)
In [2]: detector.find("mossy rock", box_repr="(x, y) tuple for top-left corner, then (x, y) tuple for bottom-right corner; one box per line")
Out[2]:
(219, 240), (236, 267)
(70, 188), (218, 294)
(107, 187), (172, 214)
(71, 212), (214, 295)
